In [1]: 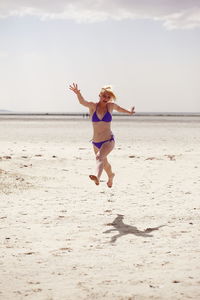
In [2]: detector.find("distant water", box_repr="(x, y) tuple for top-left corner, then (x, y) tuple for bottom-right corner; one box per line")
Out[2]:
(0, 112), (200, 116)
(0, 112), (199, 124)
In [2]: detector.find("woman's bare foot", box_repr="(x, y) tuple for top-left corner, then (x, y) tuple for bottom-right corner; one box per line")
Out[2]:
(89, 175), (99, 185)
(107, 173), (115, 188)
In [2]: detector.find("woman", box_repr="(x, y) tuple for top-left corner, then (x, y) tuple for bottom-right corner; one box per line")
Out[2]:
(69, 83), (135, 187)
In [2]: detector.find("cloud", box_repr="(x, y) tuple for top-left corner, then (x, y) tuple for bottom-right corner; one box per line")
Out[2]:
(0, 0), (200, 29)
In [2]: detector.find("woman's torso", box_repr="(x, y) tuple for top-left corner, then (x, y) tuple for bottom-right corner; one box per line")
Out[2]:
(90, 103), (113, 142)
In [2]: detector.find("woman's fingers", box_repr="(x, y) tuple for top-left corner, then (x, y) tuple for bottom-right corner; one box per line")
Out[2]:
(70, 83), (78, 89)
(69, 83), (76, 90)
(131, 106), (135, 113)
(129, 106), (135, 115)
(69, 85), (75, 91)
(72, 83), (78, 90)
(69, 83), (80, 94)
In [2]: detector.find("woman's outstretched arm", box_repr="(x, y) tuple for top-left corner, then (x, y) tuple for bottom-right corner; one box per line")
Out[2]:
(69, 83), (94, 108)
(113, 103), (135, 115)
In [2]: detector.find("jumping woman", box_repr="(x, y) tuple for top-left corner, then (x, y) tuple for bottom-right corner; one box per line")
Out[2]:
(69, 83), (135, 187)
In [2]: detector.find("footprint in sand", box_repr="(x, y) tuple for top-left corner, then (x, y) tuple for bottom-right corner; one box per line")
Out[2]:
(24, 252), (36, 255)
(59, 248), (73, 251)
(51, 248), (73, 256)
(27, 281), (40, 285)
(164, 154), (176, 161)
(145, 157), (160, 160)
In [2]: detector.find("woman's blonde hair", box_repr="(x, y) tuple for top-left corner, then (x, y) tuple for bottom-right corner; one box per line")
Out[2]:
(100, 85), (117, 101)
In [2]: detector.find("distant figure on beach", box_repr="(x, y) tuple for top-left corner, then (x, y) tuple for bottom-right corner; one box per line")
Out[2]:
(69, 83), (135, 187)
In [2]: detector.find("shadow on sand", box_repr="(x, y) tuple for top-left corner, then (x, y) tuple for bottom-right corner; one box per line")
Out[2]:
(103, 214), (165, 243)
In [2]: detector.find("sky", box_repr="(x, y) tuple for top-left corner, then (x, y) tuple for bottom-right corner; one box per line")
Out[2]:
(0, 0), (200, 113)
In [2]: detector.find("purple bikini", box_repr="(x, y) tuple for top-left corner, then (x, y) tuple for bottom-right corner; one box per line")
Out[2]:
(91, 106), (114, 149)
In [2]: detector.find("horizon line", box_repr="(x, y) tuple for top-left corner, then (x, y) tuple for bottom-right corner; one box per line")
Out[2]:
(0, 111), (200, 117)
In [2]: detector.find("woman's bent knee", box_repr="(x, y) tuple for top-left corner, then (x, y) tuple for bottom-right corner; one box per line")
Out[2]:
(96, 154), (106, 162)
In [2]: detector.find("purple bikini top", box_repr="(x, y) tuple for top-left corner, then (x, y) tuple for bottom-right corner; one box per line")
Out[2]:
(92, 106), (112, 123)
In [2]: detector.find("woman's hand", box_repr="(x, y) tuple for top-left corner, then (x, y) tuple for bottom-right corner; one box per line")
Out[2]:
(130, 106), (135, 115)
(69, 83), (80, 95)
(69, 83), (92, 108)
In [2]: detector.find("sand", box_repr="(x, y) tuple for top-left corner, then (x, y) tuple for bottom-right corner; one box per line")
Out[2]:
(0, 115), (200, 300)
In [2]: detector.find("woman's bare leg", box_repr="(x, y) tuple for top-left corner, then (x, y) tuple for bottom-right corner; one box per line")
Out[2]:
(104, 158), (115, 188)
(89, 147), (100, 185)
(89, 140), (115, 186)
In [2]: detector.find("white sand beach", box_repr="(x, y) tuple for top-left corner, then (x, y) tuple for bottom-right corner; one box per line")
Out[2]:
(0, 115), (200, 300)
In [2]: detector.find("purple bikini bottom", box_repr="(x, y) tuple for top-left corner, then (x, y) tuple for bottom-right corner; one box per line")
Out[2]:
(92, 135), (115, 149)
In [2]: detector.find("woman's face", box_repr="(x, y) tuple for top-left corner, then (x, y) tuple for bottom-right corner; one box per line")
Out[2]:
(99, 92), (111, 103)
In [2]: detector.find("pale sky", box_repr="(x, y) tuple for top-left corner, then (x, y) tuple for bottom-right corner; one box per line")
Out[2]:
(0, 0), (200, 113)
